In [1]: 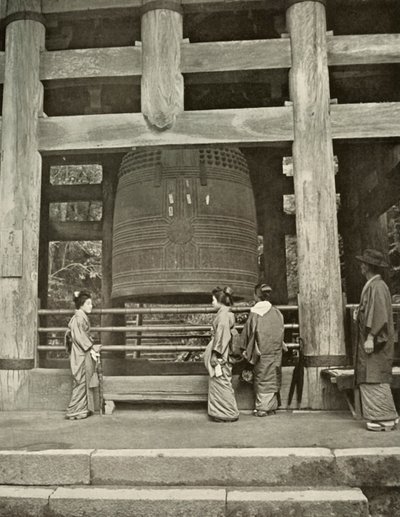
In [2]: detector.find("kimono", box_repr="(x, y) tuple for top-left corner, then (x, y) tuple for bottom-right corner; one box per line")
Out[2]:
(240, 301), (284, 412)
(204, 305), (239, 422)
(66, 309), (96, 419)
(355, 275), (398, 422)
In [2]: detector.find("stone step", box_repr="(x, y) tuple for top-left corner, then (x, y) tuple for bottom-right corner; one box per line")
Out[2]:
(1, 447), (400, 488)
(0, 485), (369, 517)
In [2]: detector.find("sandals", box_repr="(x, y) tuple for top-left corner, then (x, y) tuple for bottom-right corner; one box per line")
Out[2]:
(366, 420), (398, 432)
(66, 413), (89, 421)
(254, 410), (276, 417)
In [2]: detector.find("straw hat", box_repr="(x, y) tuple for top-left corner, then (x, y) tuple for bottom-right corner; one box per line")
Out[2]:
(355, 249), (389, 268)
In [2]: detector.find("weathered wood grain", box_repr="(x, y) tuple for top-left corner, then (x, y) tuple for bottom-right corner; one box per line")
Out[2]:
(40, 47), (142, 81)
(141, 1), (184, 129)
(331, 103), (400, 139)
(0, 33), (391, 87)
(47, 183), (103, 202)
(328, 34), (400, 66)
(0, 0), (44, 410)
(48, 221), (103, 241)
(38, 107), (294, 153)
(40, 0), (393, 16)
(287, 1), (345, 409)
(37, 101), (400, 154)
(182, 39), (291, 73)
(41, 0), (277, 16)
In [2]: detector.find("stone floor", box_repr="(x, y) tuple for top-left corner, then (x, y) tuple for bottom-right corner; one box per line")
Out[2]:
(0, 408), (399, 451)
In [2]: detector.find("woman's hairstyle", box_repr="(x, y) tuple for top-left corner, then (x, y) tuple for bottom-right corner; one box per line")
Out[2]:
(73, 290), (91, 310)
(212, 286), (234, 306)
(254, 283), (272, 301)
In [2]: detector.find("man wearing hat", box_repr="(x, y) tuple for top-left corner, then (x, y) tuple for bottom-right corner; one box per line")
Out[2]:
(354, 249), (398, 431)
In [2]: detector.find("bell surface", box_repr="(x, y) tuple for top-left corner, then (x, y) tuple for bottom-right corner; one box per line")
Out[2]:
(112, 147), (258, 303)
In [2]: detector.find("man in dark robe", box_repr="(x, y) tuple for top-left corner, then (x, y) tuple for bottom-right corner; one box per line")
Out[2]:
(354, 249), (398, 431)
(240, 284), (285, 417)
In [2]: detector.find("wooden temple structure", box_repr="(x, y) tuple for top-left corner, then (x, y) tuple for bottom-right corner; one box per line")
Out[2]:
(0, 0), (399, 411)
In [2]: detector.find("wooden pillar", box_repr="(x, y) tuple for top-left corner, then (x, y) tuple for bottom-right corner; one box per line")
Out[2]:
(0, 0), (45, 409)
(338, 144), (393, 302)
(141, 0), (184, 130)
(38, 161), (51, 366)
(245, 148), (290, 304)
(287, 0), (345, 408)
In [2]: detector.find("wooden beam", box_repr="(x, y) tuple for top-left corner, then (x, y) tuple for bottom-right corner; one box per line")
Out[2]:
(48, 221), (103, 241)
(47, 183), (103, 202)
(39, 0), (396, 16)
(41, 0), (279, 16)
(40, 47), (141, 81)
(38, 107), (294, 153)
(287, 0), (345, 409)
(182, 39), (291, 73)
(328, 34), (400, 67)
(0, 34), (386, 86)
(46, 154), (110, 166)
(36, 102), (400, 153)
(331, 102), (400, 139)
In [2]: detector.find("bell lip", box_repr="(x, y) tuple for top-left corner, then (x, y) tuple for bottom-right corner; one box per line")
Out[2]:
(111, 287), (255, 305)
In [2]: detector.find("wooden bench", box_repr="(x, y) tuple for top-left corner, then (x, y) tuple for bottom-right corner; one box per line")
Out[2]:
(321, 367), (400, 418)
(102, 375), (209, 414)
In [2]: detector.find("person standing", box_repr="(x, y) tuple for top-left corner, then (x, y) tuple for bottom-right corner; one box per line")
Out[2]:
(65, 291), (101, 420)
(240, 283), (285, 417)
(354, 249), (398, 431)
(204, 286), (240, 422)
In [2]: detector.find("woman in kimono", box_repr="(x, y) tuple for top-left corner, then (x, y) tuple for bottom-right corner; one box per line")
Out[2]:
(204, 286), (240, 422)
(240, 283), (285, 417)
(65, 291), (101, 420)
(354, 249), (398, 431)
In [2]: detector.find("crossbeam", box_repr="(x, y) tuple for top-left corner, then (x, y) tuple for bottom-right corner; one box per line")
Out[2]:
(36, 102), (400, 153)
(35, 34), (400, 84)
(48, 220), (103, 240)
(38, 107), (295, 153)
(0, 34), (397, 86)
(39, 0), (397, 16)
(47, 184), (103, 202)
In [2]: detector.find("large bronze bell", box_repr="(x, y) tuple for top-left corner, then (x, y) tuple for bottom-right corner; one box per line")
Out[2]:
(112, 148), (258, 302)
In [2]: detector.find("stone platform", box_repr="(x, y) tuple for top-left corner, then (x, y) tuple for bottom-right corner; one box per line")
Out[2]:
(0, 410), (399, 516)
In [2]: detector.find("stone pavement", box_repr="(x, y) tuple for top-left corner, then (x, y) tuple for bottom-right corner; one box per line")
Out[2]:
(0, 409), (399, 450)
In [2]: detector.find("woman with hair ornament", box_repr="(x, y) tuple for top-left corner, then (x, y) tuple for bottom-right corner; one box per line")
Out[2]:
(204, 286), (240, 422)
(65, 290), (101, 420)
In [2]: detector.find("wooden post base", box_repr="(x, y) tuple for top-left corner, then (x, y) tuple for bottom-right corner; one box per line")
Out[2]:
(301, 367), (348, 410)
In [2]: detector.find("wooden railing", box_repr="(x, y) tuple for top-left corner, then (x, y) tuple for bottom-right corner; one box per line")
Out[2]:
(37, 305), (300, 354)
